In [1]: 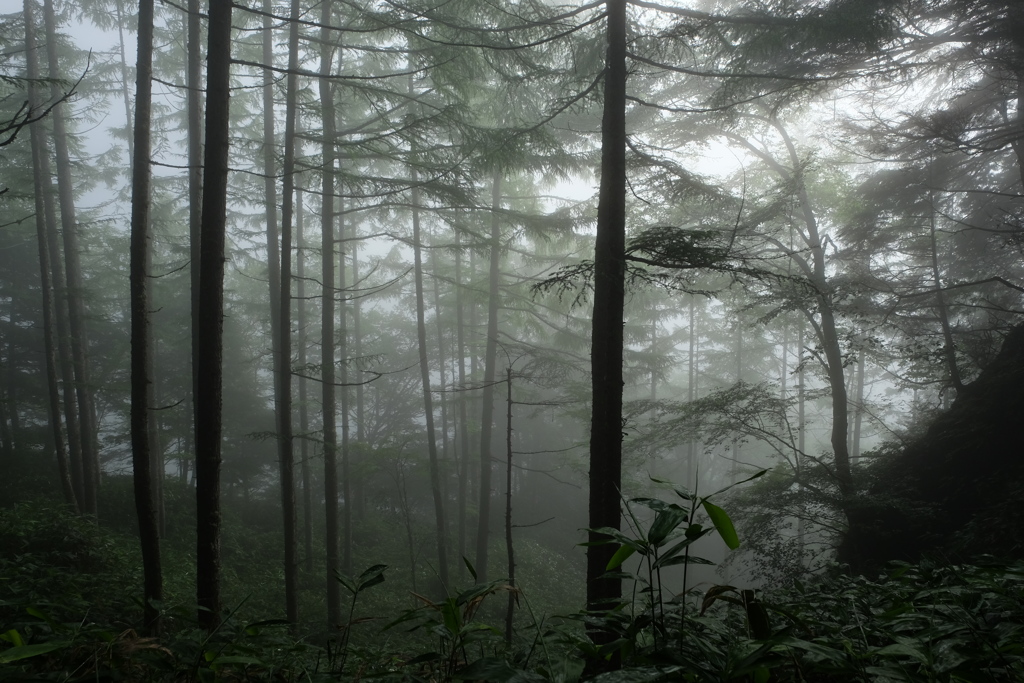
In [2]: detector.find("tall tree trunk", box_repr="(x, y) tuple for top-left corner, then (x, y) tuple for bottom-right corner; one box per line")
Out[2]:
(686, 297), (697, 486)
(318, 3), (341, 626)
(503, 366), (515, 645)
(475, 170), (502, 581)
(927, 184), (962, 395)
(429, 229), (451, 485)
(412, 167), (450, 587)
(188, 0), (203, 479)
(37, 89), (83, 504)
(26, 0), (76, 513)
(775, 121), (851, 496)
(352, 230), (366, 521)
(454, 234), (470, 577)
(339, 191), (352, 576)
(296, 191), (314, 573)
(852, 339), (865, 462)
(128, 0), (162, 632)
(195, 0), (233, 631)
(42, 0), (99, 516)
(276, 0), (301, 626)
(588, 0), (628, 626)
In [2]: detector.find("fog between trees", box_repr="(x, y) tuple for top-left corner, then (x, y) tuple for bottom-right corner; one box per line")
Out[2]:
(2, 0), (1023, 641)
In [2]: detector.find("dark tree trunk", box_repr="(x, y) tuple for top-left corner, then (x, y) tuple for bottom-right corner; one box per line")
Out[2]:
(128, 0), (163, 632)
(275, 0), (301, 626)
(195, 0), (233, 631)
(475, 170), (502, 581)
(43, 0), (99, 516)
(318, 3), (341, 626)
(26, 0), (77, 513)
(188, 0), (203, 466)
(588, 0), (627, 623)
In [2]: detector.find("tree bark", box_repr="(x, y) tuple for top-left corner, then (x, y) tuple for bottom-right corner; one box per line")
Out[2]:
(128, 0), (163, 632)
(276, 0), (301, 626)
(195, 0), (233, 631)
(475, 170), (502, 581)
(503, 366), (515, 645)
(588, 0), (627, 624)
(188, 0), (203, 477)
(318, 2), (341, 626)
(412, 166), (450, 587)
(296, 191), (314, 573)
(25, 0), (77, 513)
(43, 0), (99, 516)
(454, 234), (470, 577)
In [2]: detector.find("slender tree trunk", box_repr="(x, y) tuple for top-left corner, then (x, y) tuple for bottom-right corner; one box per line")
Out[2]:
(455, 235), (470, 577)
(412, 167), (450, 587)
(852, 340), (865, 462)
(352, 231), (366, 521)
(476, 170), (502, 581)
(37, 92), (83, 504)
(429, 229), (451, 483)
(128, 0), (162, 631)
(276, 0), (301, 626)
(195, 0), (233, 630)
(686, 297), (697, 485)
(339, 192), (352, 576)
(588, 0), (627, 628)
(927, 185), (962, 395)
(43, 0), (99, 516)
(503, 366), (515, 645)
(188, 0), (203, 471)
(296, 192), (314, 573)
(26, 0), (77, 513)
(318, 4), (341, 626)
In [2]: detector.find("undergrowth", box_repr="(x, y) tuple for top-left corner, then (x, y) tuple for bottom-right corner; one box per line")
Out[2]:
(2, 501), (1023, 682)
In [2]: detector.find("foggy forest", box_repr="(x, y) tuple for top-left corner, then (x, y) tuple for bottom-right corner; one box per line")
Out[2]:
(2, 0), (1024, 680)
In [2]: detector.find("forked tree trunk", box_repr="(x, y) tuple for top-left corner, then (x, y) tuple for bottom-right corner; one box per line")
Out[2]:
(128, 0), (163, 632)
(195, 0), (233, 631)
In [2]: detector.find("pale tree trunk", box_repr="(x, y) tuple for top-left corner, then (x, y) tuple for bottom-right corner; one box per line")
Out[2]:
(37, 93), (83, 503)
(339, 190), (352, 576)
(276, 0), (301, 625)
(195, 0), (233, 631)
(318, 2), (341, 626)
(454, 234), (470, 577)
(26, 0), (76, 513)
(412, 166), (450, 587)
(503, 366), (515, 644)
(476, 170), (502, 581)
(927, 183), (963, 395)
(429, 228), (451, 489)
(128, 0), (163, 632)
(588, 0), (628, 626)
(296, 191), (313, 573)
(43, 0), (99, 516)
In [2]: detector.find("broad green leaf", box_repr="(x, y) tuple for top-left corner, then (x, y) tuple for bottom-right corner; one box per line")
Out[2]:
(0, 630), (24, 647)
(702, 500), (740, 549)
(0, 642), (64, 664)
(356, 564), (387, 591)
(606, 543), (636, 570)
(648, 507), (688, 547)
